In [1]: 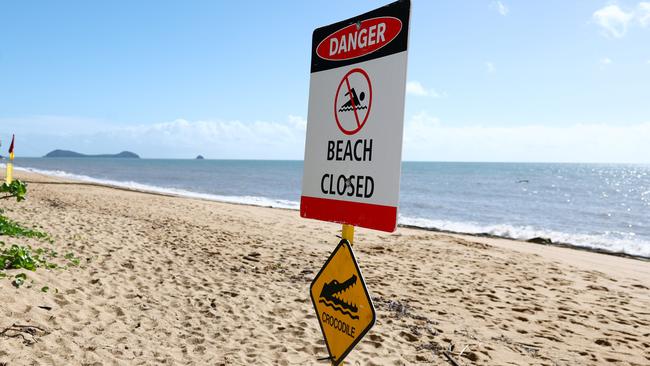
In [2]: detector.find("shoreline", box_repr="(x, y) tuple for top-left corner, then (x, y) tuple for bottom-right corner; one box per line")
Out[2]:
(400, 224), (650, 262)
(21, 173), (650, 262)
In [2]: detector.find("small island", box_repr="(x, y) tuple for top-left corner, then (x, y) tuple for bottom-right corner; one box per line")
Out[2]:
(195, 155), (205, 160)
(44, 150), (140, 158)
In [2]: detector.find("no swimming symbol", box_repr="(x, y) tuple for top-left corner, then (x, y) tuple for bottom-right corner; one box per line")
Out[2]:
(334, 68), (372, 135)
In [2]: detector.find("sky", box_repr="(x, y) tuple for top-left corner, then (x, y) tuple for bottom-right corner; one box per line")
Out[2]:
(0, 0), (649, 162)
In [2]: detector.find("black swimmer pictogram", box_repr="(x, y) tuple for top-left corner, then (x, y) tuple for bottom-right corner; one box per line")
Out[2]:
(338, 88), (367, 112)
(318, 274), (359, 319)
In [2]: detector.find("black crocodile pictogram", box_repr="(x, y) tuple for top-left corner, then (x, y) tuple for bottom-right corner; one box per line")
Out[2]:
(318, 274), (359, 319)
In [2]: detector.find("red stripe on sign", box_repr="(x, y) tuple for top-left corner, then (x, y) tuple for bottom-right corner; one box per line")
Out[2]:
(300, 196), (397, 232)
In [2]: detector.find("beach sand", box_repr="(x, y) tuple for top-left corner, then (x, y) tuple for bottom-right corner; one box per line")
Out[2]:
(1, 171), (649, 365)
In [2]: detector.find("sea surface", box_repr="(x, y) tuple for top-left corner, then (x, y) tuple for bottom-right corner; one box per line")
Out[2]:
(11, 158), (650, 258)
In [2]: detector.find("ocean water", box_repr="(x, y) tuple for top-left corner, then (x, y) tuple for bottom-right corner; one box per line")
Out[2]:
(12, 158), (650, 258)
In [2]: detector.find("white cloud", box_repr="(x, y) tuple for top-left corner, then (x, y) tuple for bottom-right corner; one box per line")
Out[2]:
(600, 57), (613, 67)
(639, 2), (650, 26)
(288, 115), (307, 130)
(6, 114), (650, 163)
(485, 61), (496, 73)
(3, 116), (308, 159)
(592, 2), (650, 37)
(403, 112), (650, 163)
(406, 81), (444, 98)
(593, 5), (634, 38)
(491, 1), (509, 16)
(116, 119), (307, 159)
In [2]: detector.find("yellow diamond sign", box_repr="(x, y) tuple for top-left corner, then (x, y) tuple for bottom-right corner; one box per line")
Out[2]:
(310, 239), (376, 365)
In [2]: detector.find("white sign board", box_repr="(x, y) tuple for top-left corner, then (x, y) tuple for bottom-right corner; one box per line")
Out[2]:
(301, 0), (410, 232)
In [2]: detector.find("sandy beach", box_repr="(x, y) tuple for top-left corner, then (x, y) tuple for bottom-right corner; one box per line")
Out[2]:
(1, 171), (649, 365)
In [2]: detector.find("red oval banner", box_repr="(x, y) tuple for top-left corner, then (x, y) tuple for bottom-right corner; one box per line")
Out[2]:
(316, 17), (402, 61)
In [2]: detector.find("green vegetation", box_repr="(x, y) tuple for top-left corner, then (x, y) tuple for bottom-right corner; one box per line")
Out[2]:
(0, 214), (50, 240)
(12, 273), (27, 288)
(0, 180), (28, 202)
(0, 244), (58, 271)
(0, 179), (80, 291)
(64, 252), (81, 266)
(1, 244), (43, 271)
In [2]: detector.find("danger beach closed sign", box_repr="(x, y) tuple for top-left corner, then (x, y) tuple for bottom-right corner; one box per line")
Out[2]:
(301, 0), (410, 232)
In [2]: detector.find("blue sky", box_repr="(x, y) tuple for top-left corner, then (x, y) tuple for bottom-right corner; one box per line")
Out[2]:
(1, 0), (649, 162)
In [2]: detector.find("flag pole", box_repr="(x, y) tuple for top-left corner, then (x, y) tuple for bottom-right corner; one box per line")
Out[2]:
(6, 134), (15, 185)
(6, 159), (13, 185)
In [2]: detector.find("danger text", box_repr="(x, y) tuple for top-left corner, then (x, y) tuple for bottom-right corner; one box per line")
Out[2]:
(329, 23), (386, 57)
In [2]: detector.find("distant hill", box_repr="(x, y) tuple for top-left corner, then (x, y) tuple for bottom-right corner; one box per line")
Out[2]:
(44, 150), (140, 158)
(195, 155), (205, 160)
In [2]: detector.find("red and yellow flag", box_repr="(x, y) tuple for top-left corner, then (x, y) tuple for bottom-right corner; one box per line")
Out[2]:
(9, 134), (15, 160)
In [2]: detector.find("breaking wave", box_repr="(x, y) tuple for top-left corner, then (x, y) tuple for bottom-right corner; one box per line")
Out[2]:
(14, 166), (300, 210)
(398, 215), (650, 258)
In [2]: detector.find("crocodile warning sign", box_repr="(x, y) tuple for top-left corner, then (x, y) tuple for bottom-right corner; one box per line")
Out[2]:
(301, 0), (410, 232)
(310, 239), (376, 365)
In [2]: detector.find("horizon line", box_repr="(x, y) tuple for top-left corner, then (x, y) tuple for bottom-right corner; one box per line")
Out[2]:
(9, 156), (650, 165)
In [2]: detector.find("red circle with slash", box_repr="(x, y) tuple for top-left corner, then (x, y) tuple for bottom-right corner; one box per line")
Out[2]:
(334, 68), (372, 135)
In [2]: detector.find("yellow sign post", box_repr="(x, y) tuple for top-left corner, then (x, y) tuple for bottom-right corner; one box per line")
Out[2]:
(310, 237), (376, 365)
(341, 224), (354, 245)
